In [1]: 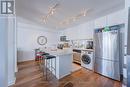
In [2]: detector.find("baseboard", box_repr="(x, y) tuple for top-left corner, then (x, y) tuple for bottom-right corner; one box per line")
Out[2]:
(18, 60), (35, 64)
(8, 77), (16, 86)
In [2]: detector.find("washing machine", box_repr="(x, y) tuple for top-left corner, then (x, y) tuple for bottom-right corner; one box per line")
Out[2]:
(81, 50), (94, 70)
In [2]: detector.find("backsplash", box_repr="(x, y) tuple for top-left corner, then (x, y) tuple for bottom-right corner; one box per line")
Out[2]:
(71, 39), (93, 49)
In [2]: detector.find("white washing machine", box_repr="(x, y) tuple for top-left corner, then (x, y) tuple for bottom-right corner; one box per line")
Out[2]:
(81, 50), (94, 70)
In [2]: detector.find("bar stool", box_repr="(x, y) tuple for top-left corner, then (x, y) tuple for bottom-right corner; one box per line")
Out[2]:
(43, 55), (56, 80)
(38, 53), (50, 70)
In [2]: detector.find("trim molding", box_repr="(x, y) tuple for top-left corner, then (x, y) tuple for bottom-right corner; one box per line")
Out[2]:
(18, 60), (35, 64)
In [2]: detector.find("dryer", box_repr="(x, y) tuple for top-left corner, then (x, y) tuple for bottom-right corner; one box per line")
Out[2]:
(81, 50), (94, 70)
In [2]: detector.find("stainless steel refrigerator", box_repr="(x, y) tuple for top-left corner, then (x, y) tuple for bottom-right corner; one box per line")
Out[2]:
(94, 26), (121, 81)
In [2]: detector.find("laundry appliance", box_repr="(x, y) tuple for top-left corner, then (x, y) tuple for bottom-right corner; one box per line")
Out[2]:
(81, 50), (94, 70)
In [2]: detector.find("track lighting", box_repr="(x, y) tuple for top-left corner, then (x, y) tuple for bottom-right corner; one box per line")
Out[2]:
(43, 3), (59, 23)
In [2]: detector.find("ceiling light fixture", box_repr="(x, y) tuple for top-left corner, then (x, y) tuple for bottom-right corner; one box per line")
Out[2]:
(60, 9), (88, 26)
(43, 3), (60, 24)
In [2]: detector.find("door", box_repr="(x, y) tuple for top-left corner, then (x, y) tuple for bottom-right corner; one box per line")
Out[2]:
(102, 30), (119, 61)
(81, 54), (91, 65)
(94, 32), (103, 58)
(95, 29), (119, 61)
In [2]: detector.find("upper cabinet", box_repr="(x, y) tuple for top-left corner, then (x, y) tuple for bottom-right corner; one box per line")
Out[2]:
(107, 10), (126, 26)
(61, 9), (125, 40)
(94, 16), (107, 29)
(94, 9), (125, 29)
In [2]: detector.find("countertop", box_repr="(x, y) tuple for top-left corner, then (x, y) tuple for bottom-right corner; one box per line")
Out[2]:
(73, 48), (94, 52)
(44, 48), (73, 56)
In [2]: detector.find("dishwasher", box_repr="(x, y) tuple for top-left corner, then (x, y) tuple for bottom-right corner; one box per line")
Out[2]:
(73, 49), (81, 64)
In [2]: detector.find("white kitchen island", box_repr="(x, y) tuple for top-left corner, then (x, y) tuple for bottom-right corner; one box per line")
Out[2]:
(44, 48), (73, 79)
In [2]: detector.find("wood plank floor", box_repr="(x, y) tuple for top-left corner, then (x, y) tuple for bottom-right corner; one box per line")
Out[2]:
(10, 60), (121, 87)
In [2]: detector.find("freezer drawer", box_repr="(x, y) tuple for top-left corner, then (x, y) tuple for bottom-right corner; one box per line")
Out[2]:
(94, 58), (120, 80)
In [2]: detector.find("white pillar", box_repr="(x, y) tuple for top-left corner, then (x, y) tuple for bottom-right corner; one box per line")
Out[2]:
(8, 17), (16, 86)
(0, 17), (8, 87)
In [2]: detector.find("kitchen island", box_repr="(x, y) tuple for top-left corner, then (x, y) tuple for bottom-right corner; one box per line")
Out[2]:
(44, 48), (73, 79)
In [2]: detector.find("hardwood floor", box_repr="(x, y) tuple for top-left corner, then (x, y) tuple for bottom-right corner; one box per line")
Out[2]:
(10, 60), (121, 87)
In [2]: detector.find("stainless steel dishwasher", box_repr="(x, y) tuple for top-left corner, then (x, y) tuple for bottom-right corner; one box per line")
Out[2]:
(73, 49), (81, 64)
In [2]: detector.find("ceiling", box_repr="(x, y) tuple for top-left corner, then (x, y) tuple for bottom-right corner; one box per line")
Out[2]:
(16, 0), (124, 30)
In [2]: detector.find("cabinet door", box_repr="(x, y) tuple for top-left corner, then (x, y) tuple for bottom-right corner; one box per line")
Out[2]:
(107, 10), (126, 26)
(94, 16), (107, 29)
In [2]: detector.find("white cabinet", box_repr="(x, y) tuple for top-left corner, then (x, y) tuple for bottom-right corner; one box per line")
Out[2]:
(94, 9), (125, 29)
(107, 10), (126, 26)
(62, 9), (125, 40)
(94, 16), (107, 29)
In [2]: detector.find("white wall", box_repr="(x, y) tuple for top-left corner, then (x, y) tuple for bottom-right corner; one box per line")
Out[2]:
(17, 17), (59, 62)
(62, 21), (94, 40)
